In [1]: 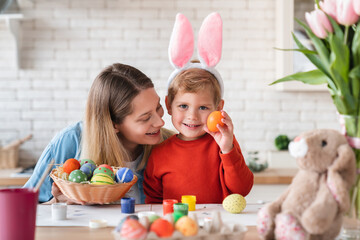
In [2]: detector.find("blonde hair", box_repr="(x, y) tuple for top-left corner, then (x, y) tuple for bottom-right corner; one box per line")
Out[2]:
(167, 68), (222, 107)
(81, 63), (168, 170)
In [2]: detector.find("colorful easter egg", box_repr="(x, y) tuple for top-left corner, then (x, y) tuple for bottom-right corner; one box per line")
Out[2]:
(90, 173), (114, 185)
(116, 167), (134, 183)
(80, 162), (96, 179)
(175, 216), (198, 236)
(222, 193), (246, 214)
(98, 164), (113, 171)
(93, 165), (115, 179)
(63, 158), (80, 174)
(79, 159), (95, 166)
(121, 219), (147, 240)
(68, 170), (88, 183)
(150, 218), (174, 238)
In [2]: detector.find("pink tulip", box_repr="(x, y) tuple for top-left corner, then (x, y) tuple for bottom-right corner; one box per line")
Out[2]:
(319, 0), (338, 23)
(337, 0), (359, 26)
(354, 0), (360, 15)
(305, 9), (334, 39)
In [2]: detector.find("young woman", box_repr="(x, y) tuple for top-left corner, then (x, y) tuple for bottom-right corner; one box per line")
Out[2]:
(24, 63), (173, 204)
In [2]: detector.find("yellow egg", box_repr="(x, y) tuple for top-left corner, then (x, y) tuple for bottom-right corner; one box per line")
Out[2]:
(90, 173), (114, 185)
(175, 216), (198, 236)
(222, 194), (246, 214)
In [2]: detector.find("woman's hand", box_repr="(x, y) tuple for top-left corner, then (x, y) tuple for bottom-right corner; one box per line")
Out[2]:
(50, 182), (86, 205)
(204, 110), (234, 154)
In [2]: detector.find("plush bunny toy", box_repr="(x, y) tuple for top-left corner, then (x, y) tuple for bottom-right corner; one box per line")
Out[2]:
(257, 129), (356, 240)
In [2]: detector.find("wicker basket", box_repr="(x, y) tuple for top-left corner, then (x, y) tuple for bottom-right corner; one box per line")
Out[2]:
(0, 134), (32, 169)
(50, 168), (138, 204)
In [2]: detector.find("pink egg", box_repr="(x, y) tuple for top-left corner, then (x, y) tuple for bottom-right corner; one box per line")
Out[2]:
(121, 219), (147, 240)
(97, 164), (113, 172)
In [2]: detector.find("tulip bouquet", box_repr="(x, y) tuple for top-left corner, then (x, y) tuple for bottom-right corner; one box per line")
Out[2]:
(271, 0), (360, 234)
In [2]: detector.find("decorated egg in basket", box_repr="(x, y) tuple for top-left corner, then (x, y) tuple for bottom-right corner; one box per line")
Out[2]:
(80, 162), (96, 179)
(93, 164), (115, 180)
(116, 167), (134, 183)
(68, 170), (88, 183)
(79, 159), (96, 166)
(63, 158), (80, 174)
(91, 173), (114, 185)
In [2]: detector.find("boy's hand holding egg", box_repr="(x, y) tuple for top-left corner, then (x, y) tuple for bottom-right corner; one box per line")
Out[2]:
(206, 110), (234, 154)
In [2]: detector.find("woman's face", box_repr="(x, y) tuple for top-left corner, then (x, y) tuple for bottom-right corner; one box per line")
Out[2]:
(115, 88), (165, 151)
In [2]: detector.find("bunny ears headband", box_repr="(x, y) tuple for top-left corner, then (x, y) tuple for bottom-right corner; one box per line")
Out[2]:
(167, 12), (224, 97)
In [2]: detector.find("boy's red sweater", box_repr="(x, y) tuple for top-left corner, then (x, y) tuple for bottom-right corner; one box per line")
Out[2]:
(144, 134), (253, 203)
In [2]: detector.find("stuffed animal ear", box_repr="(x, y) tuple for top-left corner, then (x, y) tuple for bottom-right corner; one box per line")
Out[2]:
(168, 13), (194, 69)
(198, 12), (222, 67)
(327, 144), (357, 211)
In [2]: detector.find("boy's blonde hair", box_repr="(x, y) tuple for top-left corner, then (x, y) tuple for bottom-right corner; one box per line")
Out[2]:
(167, 67), (222, 107)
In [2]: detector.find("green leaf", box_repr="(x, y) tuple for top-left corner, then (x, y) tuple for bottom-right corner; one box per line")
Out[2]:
(330, 67), (356, 113)
(274, 47), (317, 55)
(292, 32), (331, 78)
(332, 94), (348, 115)
(349, 66), (360, 100)
(352, 24), (360, 66)
(270, 69), (328, 85)
(329, 34), (350, 83)
(295, 18), (330, 68)
(327, 14), (344, 40)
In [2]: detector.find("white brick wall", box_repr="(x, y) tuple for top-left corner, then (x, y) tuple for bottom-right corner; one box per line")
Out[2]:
(0, 0), (339, 167)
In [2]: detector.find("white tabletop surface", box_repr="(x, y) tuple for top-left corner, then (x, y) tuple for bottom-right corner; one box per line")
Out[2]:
(36, 203), (261, 227)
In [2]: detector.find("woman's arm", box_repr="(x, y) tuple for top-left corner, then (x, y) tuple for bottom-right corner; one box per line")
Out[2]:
(23, 122), (83, 203)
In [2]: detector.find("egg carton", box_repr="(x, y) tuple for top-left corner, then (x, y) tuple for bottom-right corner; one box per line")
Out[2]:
(113, 223), (247, 240)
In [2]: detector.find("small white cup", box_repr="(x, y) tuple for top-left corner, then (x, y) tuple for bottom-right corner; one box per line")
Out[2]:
(137, 211), (156, 218)
(52, 203), (67, 220)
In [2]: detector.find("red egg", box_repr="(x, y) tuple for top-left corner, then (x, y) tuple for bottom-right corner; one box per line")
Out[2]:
(62, 158), (80, 174)
(150, 218), (174, 237)
(98, 164), (113, 172)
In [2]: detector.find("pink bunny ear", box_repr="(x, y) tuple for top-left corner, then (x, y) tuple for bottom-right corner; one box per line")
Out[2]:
(198, 12), (222, 67)
(168, 13), (194, 69)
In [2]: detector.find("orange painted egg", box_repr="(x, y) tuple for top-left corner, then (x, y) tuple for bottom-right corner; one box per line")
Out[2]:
(62, 158), (80, 174)
(207, 111), (224, 132)
(150, 218), (174, 238)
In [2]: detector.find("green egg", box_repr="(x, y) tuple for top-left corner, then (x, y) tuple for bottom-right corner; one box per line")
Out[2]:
(79, 159), (96, 166)
(68, 170), (88, 183)
(93, 166), (115, 180)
